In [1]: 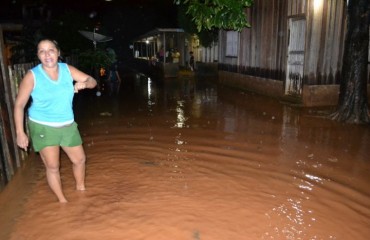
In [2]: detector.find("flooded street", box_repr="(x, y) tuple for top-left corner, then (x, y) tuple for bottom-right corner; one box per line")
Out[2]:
(1, 71), (369, 240)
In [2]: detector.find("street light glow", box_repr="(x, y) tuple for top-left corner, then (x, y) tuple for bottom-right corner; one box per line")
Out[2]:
(314, 0), (323, 11)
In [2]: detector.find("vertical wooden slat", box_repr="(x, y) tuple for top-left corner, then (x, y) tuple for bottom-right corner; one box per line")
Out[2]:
(316, 0), (327, 84)
(0, 67), (13, 189)
(9, 63), (34, 162)
(334, 1), (347, 84)
(0, 29), (11, 190)
(0, 25), (19, 177)
(251, 0), (259, 68)
(0, 25), (36, 190)
(278, 0), (289, 78)
(304, 0), (315, 84)
(321, 0), (333, 83)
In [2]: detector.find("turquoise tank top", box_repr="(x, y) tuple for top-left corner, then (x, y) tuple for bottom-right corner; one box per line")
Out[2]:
(28, 63), (74, 125)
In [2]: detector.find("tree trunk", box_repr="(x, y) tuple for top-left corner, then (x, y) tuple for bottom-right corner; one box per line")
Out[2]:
(331, 0), (369, 124)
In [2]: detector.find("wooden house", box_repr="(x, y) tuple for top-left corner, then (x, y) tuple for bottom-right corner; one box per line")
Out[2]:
(216, 0), (369, 106)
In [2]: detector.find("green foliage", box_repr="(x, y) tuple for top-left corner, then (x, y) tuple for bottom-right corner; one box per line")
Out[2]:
(78, 48), (116, 74)
(174, 0), (253, 32)
(177, 4), (218, 47)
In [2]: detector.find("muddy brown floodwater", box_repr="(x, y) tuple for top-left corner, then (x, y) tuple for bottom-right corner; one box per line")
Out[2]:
(1, 72), (369, 240)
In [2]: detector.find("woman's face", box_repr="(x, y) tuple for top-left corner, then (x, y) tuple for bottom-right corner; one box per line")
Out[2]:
(37, 40), (60, 68)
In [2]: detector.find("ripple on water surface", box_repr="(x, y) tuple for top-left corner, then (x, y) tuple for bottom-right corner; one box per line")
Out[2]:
(2, 76), (370, 240)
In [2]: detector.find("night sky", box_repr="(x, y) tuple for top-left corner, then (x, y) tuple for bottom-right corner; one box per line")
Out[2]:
(0, 0), (178, 24)
(0, 0), (180, 59)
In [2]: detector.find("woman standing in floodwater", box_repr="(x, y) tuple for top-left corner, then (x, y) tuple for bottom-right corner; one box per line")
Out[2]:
(13, 39), (97, 203)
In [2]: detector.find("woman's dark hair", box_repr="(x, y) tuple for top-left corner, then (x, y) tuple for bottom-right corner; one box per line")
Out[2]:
(37, 38), (60, 51)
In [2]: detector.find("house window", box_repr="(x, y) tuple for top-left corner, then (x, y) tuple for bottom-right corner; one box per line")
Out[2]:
(226, 31), (238, 57)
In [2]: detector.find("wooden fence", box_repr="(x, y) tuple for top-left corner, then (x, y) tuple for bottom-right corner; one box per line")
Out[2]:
(0, 62), (36, 191)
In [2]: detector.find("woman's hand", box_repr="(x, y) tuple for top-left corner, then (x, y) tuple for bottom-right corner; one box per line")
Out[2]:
(16, 132), (29, 151)
(69, 65), (97, 92)
(74, 81), (88, 93)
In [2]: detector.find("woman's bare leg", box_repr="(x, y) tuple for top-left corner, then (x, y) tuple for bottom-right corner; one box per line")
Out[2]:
(40, 146), (68, 203)
(62, 145), (86, 191)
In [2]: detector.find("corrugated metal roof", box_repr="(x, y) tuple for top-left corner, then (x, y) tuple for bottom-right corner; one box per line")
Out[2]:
(133, 28), (184, 42)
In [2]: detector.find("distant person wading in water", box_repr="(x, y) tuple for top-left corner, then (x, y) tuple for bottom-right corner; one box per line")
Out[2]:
(14, 38), (97, 203)
(106, 61), (121, 96)
(189, 51), (195, 71)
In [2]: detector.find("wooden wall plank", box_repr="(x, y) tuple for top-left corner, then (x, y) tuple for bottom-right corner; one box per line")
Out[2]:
(218, 0), (360, 86)
(0, 25), (32, 190)
(0, 56), (16, 183)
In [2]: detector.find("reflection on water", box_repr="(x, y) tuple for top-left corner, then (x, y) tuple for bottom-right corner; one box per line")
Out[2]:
(1, 72), (369, 240)
(175, 100), (187, 128)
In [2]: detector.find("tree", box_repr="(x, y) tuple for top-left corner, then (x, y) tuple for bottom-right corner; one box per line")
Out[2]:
(78, 48), (115, 76)
(177, 4), (219, 48)
(330, 0), (369, 124)
(174, 0), (253, 32)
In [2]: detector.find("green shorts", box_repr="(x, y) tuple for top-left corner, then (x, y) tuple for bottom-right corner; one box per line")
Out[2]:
(28, 120), (83, 152)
